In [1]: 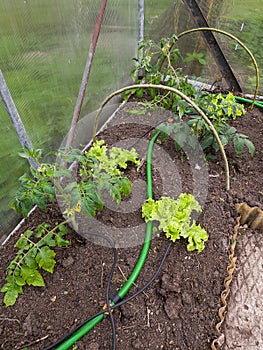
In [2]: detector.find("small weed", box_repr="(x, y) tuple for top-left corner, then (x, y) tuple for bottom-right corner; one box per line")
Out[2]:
(184, 51), (207, 66)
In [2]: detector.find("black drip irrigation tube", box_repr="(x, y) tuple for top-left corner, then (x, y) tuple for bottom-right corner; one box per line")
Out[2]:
(44, 129), (173, 350)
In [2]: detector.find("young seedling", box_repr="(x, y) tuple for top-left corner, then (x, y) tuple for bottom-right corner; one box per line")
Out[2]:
(1, 140), (141, 306)
(1, 222), (70, 306)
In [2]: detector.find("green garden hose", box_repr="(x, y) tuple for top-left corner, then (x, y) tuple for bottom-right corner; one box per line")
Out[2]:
(54, 131), (161, 350)
(55, 314), (104, 350)
(235, 96), (263, 109)
(116, 131), (159, 300)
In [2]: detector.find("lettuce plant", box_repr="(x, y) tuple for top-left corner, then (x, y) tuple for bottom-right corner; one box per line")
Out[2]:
(142, 193), (208, 252)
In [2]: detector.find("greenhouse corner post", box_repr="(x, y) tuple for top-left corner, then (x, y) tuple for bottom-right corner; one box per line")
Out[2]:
(0, 70), (37, 169)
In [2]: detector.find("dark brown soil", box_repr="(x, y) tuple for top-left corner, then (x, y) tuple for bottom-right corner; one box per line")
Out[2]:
(0, 102), (262, 350)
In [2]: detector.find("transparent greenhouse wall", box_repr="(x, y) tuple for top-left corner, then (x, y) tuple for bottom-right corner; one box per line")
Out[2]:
(1, 0), (263, 242)
(0, 0), (138, 242)
(144, 0), (263, 95)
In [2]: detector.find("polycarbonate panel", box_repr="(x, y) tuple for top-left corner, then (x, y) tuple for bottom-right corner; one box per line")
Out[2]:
(211, 0), (263, 95)
(0, 0), (138, 241)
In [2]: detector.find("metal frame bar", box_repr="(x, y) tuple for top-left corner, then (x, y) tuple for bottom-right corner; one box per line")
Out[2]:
(138, 0), (144, 43)
(0, 70), (37, 169)
(182, 0), (242, 92)
(137, 0), (145, 79)
(65, 0), (108, 148)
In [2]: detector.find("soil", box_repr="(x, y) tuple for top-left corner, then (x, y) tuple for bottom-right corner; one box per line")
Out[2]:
(0, 101), (262, 350)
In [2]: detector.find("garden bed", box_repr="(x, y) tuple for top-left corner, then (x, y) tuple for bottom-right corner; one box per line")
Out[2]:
(0, 101), (262, 350)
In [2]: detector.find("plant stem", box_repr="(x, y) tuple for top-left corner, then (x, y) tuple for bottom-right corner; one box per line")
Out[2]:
(93, 84), (230, 191)
(13, 219), (70, 276)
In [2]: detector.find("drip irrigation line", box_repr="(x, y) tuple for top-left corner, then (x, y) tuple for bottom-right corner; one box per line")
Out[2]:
(109, 309), (116, 350)
(103, 233), (117, 350)
(127, 115), (185, 151)
(82, 241), (173, 339)
(44, 240), (172, 350)
(44, 131), (163, 349)
(114, 240), (172, 307)
(43, 231), (117, 350)
(130, 118), (170, 145)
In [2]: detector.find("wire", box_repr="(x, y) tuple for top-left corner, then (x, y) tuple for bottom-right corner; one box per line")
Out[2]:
(127, 116), (176, 150)
(43, 231), (117, 350)
(101, 231), (117, 350)
(44, 240), (172, 350)
(44, 125), (172, 349)
(104, 235), (117, 350)
(112, 241), (172, 308)
(86, 240), (172, 318)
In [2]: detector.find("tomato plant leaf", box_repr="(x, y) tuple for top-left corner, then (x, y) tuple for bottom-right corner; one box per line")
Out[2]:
(233, 134), (255, 156)
(36, 246), (56, 273)
(1, 284), (20, 307)
(20, 266), (45, 287)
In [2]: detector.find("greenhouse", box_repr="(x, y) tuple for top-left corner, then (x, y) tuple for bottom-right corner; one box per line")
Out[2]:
(0, 0), (262, 349)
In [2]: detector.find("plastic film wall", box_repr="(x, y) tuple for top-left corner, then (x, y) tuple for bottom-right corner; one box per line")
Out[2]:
(1, 0), (263, 242)
(145, 0), (263, 95)
(0, 0), (138, 242)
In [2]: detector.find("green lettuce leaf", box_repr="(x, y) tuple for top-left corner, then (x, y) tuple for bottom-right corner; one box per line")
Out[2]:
(141, 194), (208, 252)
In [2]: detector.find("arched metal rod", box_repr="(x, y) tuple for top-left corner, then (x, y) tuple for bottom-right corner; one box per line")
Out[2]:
(93, 83), (230, 191)
(182, 0), (242, 93)
(177, 28), (259, 107)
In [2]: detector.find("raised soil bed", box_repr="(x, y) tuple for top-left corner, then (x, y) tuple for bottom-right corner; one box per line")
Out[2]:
(0, 102), (262, 350)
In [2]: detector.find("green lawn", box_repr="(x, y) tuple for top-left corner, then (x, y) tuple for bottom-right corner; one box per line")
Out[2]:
(223, 0), (263, 21)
